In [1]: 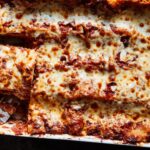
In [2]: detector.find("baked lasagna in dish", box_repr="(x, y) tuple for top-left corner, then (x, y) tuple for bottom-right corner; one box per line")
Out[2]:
(0, 0), (149, 145)
(0, 45), (36, 100)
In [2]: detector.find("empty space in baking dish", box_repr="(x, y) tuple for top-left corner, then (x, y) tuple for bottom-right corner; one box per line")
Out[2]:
(0, 34), (35, 48)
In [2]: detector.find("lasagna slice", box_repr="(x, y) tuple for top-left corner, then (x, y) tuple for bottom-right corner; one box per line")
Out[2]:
(28, 95), (150, 143)
(0, 45), (36, 100)
(0, 0), (82, 38)
(0, 0), (149, 38)
(33, 23), (150, 103)
(30, 70), (150, 104)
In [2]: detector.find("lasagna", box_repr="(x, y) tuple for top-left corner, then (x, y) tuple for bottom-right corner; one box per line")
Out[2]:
(0, 0), (150, 145)
(0, 45), (36, 100)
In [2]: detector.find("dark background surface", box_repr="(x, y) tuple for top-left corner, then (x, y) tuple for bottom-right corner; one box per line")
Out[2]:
(0, 135), (148, 150)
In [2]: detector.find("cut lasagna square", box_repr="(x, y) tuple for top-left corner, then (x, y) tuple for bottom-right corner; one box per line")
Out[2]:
(0, 45), (36, 100)
(28, 95), (150, 143)
(32, 28), (150, 103)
